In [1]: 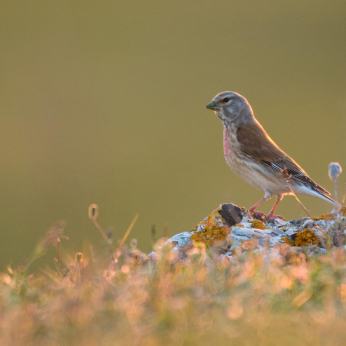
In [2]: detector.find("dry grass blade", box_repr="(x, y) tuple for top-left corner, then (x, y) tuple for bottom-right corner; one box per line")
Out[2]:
(120, 213), (139, 246)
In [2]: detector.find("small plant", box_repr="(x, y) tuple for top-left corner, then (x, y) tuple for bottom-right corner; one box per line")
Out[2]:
(329, 162), (342, 202)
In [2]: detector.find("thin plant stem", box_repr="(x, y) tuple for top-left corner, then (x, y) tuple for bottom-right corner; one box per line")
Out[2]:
(163, 223), (168, 238)
(88, 204), (109, 243)
(284, 173), (326, 236)
(92, 219), (109, 243)
(334, 178), (338, 203)
(120, 213), (139, 247)
(88, 204), (116, 261)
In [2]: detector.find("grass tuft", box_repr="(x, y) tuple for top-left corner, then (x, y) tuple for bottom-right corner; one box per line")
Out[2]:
(2, 205), (346, 345)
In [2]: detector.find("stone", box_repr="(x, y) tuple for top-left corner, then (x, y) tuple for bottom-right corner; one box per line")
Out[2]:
(218, 204), (245, 227)
(167, 232), (193, 248)
(167, 203), (344, 258)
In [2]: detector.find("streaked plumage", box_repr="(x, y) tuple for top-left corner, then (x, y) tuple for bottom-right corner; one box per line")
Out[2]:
(206, 91), (341, 219)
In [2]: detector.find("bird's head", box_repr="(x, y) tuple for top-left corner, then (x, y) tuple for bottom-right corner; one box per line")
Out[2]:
(206, 91), (253, 124)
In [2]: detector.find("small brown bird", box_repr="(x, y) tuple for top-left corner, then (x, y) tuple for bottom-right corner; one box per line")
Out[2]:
(206, 91), (341, 219)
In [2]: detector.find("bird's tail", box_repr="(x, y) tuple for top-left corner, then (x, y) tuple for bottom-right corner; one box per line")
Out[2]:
(309, 188), (342, 209)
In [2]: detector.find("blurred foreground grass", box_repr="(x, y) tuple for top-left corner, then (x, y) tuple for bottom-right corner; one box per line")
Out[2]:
(2, 218), (346, 346)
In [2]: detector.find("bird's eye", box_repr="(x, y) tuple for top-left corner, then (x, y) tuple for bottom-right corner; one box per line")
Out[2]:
(222, 97), (231, 103)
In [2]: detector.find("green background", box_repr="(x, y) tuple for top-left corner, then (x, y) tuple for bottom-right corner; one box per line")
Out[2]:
(0, 0), (345, 268)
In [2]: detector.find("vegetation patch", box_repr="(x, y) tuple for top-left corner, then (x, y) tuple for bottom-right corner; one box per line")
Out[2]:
(283, 228), (319, 247)
(2, 236), (346, 346)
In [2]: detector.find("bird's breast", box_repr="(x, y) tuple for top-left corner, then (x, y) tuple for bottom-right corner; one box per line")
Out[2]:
(223, 125), (238, 162)
(223, 125), (252, 181)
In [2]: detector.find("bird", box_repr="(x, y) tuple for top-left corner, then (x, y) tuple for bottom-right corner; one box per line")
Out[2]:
(206, 91), (341, 220)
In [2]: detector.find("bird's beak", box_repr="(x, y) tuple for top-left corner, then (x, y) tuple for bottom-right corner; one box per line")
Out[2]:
(206, 101), (220, 111)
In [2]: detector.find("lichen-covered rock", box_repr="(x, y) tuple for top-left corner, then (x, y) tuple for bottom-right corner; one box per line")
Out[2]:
(167, 232), (193, 248)
(168, 203), (346, 257)
(283, 229), (320, 247)
(229, 226), (281, 247)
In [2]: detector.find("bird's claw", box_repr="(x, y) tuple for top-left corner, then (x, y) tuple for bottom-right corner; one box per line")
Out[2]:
(251, 211), (267, 222)
(251, 211), (285, 222)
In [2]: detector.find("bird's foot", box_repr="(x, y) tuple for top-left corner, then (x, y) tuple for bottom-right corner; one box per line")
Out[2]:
(251, 211), (267, 222)
(267, 214), (284, 221)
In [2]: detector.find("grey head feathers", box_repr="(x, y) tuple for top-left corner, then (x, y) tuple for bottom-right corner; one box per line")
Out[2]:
(206, 91), (254, 125)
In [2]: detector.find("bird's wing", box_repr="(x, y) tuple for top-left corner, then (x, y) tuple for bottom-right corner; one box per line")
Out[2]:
(236, 121), (331, 195)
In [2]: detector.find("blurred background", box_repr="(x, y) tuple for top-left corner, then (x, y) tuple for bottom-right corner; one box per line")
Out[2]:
(0, 0), (345, 269)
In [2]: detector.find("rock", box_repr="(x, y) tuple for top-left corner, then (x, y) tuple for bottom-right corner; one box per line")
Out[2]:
(167, 203), (344, 258)
(229, 227), (270, 245)
(218, 204), (245, 226)
(167, 232), (193, 248)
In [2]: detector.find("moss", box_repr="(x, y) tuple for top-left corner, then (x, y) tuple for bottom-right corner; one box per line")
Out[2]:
(313, 213), (334, 221)
(190, 207), (231, 246)
(283, 229), (319, 247)
(250, 220), (266, 230)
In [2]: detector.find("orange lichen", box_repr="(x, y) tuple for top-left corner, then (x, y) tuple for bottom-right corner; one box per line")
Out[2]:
(341, 207), (346, 217)
(283, 229), (319, 247)
(190, 207), (231, 246)
(283, 237), (294, 246)
(190, 226), (228, 246)
(250, 220), (266, 230)
(313, 213), (334, 221)
(234, 223), (244, 228)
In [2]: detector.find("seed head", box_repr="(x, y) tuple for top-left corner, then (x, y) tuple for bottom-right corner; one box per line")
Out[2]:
(328, 162), (342, 180)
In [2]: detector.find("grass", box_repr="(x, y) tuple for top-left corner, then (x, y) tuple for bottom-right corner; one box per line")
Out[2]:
(1, 208), (346, 345)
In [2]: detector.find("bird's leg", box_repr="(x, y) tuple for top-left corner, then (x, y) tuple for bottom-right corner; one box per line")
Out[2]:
(267, 195), (284, 219)
(249, 196), (271, 219)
